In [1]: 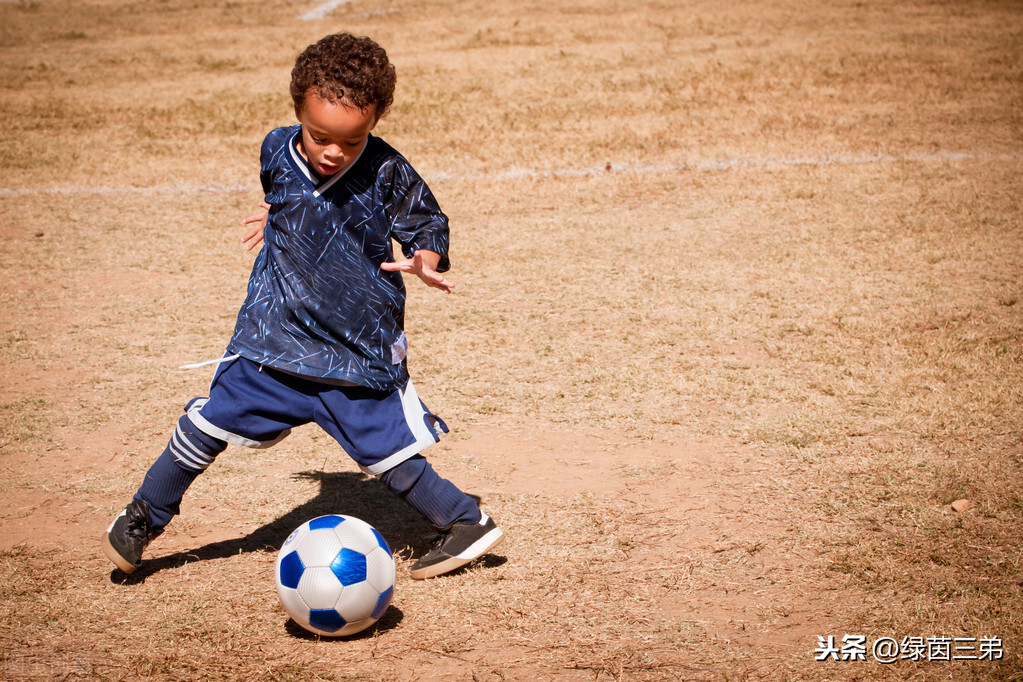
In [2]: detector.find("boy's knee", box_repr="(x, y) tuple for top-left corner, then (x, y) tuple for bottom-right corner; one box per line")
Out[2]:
(378, 455), (428, 496)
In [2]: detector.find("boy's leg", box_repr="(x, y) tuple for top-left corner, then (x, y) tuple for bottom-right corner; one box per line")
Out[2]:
(102, 415), (227, 574)
(379, 455), (504, 580)
(378, 455), (479, 528)
(136, 414), (227, 527)
(314, 380), (503, 579)
(102, 356), (306, 574)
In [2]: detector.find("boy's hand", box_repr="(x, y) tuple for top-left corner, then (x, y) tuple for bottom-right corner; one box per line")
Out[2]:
(380, 250), (454, 294)
(242, 201), (270, 251)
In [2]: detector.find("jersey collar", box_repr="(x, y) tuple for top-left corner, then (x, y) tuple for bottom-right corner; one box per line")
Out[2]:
(287, 130), (368, 198)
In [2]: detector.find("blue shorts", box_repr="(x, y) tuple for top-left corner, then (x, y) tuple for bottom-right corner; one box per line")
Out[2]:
(185, 355), (447, 475)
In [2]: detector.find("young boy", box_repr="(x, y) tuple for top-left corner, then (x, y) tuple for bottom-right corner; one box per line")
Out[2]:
(102, 33), (503, 580)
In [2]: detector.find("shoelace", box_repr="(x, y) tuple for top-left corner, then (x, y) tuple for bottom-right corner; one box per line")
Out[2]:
(126, 506), (152, 540)
(424, 529), (451, 548)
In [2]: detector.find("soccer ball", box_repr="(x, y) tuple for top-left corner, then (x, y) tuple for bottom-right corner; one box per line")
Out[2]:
(275, 515), (396, 637)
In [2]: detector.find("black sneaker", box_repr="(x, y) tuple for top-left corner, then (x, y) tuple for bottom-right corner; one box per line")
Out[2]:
(409, 511), (504, 579)
(101, 499), (163, 574)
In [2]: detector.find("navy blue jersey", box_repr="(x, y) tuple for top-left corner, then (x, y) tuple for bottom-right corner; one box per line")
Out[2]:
(227, 126), (450, 390)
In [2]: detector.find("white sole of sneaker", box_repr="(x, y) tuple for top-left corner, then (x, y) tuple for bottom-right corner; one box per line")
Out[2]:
(101, 511), (140, 574)
(101, 531), (139, 574)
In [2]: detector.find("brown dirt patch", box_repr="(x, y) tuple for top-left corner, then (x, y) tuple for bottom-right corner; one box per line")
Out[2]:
(2, 0), (1021, 679)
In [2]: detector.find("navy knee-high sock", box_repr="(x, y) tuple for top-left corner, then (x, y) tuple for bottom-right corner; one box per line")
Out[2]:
(135, 415), (227, 529)
(379, 455), (480, 529)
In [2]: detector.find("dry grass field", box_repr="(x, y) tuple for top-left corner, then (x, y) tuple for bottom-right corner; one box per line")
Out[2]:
(1, 0), (1021, 679)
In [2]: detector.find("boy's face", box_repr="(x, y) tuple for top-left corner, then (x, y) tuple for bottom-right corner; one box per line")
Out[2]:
(295, 90), (378, 177)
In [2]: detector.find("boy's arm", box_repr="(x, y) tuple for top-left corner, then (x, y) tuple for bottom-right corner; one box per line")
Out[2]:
(381, 250), (454, 294)
(242, 129), (286, 251)
(384, 155), (451, 271)
(241, 201), (270, 251)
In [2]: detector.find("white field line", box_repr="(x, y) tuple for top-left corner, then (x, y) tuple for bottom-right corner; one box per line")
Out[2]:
(0, 182), (256, 198)
(431, 150), (1023, 182)
(1, 151), (1019, 198)
(299, 0), (351, 21)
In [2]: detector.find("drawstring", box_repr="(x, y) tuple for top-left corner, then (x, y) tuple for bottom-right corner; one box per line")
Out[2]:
(179, 354), (240, 370)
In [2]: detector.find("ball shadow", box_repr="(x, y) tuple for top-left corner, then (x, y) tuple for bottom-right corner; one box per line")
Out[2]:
(283, 604), (405, 641)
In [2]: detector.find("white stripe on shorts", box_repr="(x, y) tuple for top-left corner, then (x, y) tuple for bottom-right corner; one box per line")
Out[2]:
(360, 379), (442, 477)
(186, 398), (292, 449)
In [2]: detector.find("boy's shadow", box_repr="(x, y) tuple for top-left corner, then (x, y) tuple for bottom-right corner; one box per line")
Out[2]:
(112, 470), (504, 586)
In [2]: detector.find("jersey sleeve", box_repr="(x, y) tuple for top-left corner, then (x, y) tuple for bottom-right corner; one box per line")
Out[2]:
(258, 127), (295, 203)
(383, 158), (451, 273)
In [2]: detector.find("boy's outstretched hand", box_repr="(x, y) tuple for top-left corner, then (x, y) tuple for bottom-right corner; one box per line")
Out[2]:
(242, 201), (270, 251)
(381, 250), (454, 294)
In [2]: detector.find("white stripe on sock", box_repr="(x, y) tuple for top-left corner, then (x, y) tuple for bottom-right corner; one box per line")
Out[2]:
(170, 430), (212, 471)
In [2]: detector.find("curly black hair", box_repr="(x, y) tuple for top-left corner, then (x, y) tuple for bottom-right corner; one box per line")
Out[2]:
(290, 33), (397, 118)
